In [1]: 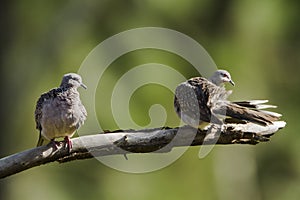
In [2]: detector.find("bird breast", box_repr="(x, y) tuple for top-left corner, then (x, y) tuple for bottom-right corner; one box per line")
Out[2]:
(40, 94), (86, 140)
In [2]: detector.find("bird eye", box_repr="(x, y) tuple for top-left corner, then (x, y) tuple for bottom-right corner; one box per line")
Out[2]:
(73, 77), (80, 82)
(223, 73), (229, 78)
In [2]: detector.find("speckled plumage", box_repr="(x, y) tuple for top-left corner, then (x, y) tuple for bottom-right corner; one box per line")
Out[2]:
(174, 70), (280, 127)
(35, 73), (87, 149)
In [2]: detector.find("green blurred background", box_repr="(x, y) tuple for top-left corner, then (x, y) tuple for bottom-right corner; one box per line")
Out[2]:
(1, 0), (299, 199)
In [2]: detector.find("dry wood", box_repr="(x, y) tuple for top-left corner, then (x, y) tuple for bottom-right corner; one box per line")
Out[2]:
(0, 121), (285, 179)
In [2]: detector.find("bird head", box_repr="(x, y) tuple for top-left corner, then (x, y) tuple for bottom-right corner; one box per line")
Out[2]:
(60, 73), (87, 89)
(209, 70), (235, 86)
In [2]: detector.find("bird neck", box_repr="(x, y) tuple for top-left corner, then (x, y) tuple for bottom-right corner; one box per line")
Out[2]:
(208, 77), (222, 86)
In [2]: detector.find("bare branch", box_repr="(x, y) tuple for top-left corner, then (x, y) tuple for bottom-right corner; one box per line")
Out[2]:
(0, 121), (285, 179)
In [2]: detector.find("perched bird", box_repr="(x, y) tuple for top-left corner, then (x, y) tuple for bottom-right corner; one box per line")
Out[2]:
(35, 73), (87, 151)
(174, 70), (280, 128)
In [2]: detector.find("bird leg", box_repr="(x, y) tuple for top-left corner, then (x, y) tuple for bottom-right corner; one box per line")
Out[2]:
(64, 136), (72, 152)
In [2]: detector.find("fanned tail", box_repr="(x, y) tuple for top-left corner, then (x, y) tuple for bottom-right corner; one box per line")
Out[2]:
(224, 102), (280, 125)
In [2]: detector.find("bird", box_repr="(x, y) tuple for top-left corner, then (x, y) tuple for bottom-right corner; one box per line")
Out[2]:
(174, 70), (280, 128)
(35, 73), (87, 152)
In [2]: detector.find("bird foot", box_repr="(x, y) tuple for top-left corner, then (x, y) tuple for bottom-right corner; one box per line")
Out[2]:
(64, 136), (72, 153)
(50, 139), (60, 151)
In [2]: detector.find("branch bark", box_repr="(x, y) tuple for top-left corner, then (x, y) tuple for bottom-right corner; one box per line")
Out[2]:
(0, 121), (285, 179)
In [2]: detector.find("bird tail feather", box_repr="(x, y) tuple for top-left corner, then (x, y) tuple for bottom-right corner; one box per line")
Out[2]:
(233, 100), (277, 109)
(216, 102), (281, 126)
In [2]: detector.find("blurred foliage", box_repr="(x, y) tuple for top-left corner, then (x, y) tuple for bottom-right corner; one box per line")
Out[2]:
(1, 0), (300, 200)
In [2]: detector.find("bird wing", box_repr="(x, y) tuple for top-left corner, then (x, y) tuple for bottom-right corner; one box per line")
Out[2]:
(35, 93), (47, 131)
(35, 88), (56, 130)
(35, 88), (63, 146)
(187, 77), (212, 122)
(75, 101), (87, 129)
(175, 78), (209, 125)
(174, 77), (228, 125)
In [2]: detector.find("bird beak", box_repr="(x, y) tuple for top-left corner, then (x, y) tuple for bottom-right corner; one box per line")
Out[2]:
(81, 83), (87, 89)
(229, 80), (235, 86)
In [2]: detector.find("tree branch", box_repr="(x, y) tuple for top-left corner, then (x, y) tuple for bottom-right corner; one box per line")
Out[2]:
(0, 121), (285, 179)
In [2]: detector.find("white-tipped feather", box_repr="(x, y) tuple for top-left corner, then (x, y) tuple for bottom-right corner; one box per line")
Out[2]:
(273, 121), (286, 129)
(260, 110), (282, 118)
(234, 100), (269, 105)
(255, 104), (277, 109)
(247, 100), (269, 105)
